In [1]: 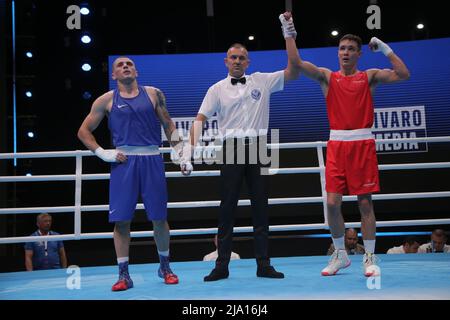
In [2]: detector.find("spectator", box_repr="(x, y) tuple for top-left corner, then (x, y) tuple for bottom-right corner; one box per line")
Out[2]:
(387, 236), (420, 254)
(418, 229), (450, 253)
(24, 213), (67, 271)
(327, 228), (365, 255)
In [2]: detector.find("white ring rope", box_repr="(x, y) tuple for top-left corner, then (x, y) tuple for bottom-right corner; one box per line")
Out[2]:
(0, 136), (449, 160)
(1, 191), (449, 216)
(1, 162), (450, 183)
(3, 218), (450, 244)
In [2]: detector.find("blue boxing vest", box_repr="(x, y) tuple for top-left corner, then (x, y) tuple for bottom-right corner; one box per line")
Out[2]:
(108, 86), (162, 147)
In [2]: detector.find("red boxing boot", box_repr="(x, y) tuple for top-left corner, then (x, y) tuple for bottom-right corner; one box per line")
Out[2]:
(111, 276), (134, 291)
(158, 267), (179, 285)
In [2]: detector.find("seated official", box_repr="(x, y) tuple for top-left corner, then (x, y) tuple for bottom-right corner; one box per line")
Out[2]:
(24, 213), (67, 271)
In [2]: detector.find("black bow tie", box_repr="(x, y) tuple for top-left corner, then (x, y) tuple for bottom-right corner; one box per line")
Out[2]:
(231, 77), (246, 85)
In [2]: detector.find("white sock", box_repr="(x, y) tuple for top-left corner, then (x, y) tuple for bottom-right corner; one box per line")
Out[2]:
(158, 250), (169, 257)
(332, 236), (345, 250)
(117, 257), (129, 264)
(364, 240), (376, 254)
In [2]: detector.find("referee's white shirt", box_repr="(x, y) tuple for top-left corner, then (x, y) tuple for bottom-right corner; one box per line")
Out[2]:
(198, 71), (285, 139)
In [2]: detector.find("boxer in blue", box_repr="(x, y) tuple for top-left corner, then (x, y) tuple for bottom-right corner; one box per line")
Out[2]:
(78, 57), (184, 290)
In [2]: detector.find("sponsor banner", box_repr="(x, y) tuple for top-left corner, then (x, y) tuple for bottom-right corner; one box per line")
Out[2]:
(373, 106), (427, 153)
(162, 116), (218, 142)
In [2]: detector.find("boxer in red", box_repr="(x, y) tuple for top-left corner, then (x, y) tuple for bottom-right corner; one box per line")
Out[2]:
(279, 12), (410, 276)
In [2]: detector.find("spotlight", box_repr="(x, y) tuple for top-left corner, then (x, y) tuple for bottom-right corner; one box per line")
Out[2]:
(81, 35), (91, 44)
(81, 63), (92, 72)
(26, 51), (33, 58)
(331, 30), (339, 37)
(80, 7), (90, 15)
(27, 131), (35, 138)
(25, 91), (32, 98)
(82, 91), (92, 100)
(248, 35), (255, 41)
(26, 173), (32, 177)
(163, 38), (178, 54)
(417, 23), (424, 30)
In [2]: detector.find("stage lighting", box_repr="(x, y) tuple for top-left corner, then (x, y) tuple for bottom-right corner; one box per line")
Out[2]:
(82, 91), (92, 100)
(82, 63), (92, 72)
(81, 35), (91, 44)
(80, 7), (90, 15)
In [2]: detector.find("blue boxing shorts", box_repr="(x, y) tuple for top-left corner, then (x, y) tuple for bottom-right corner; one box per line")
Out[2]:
(109, 147), (167, 222)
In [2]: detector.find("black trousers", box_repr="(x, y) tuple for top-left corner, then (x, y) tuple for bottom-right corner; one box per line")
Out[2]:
(215, 137), (271, 269)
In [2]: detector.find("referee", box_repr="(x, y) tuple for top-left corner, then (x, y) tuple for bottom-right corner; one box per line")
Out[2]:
(180, 16), (300, 281)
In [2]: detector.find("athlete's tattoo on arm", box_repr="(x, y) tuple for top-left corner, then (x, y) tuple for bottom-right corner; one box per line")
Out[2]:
(155, 89), (182, 147)
(155, 89), (171, 128)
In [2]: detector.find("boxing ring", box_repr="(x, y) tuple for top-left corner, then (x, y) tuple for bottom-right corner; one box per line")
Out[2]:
(1, 136), (450, 300)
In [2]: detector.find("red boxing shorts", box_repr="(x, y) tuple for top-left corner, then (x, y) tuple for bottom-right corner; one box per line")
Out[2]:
(325, 137), (380, 195)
